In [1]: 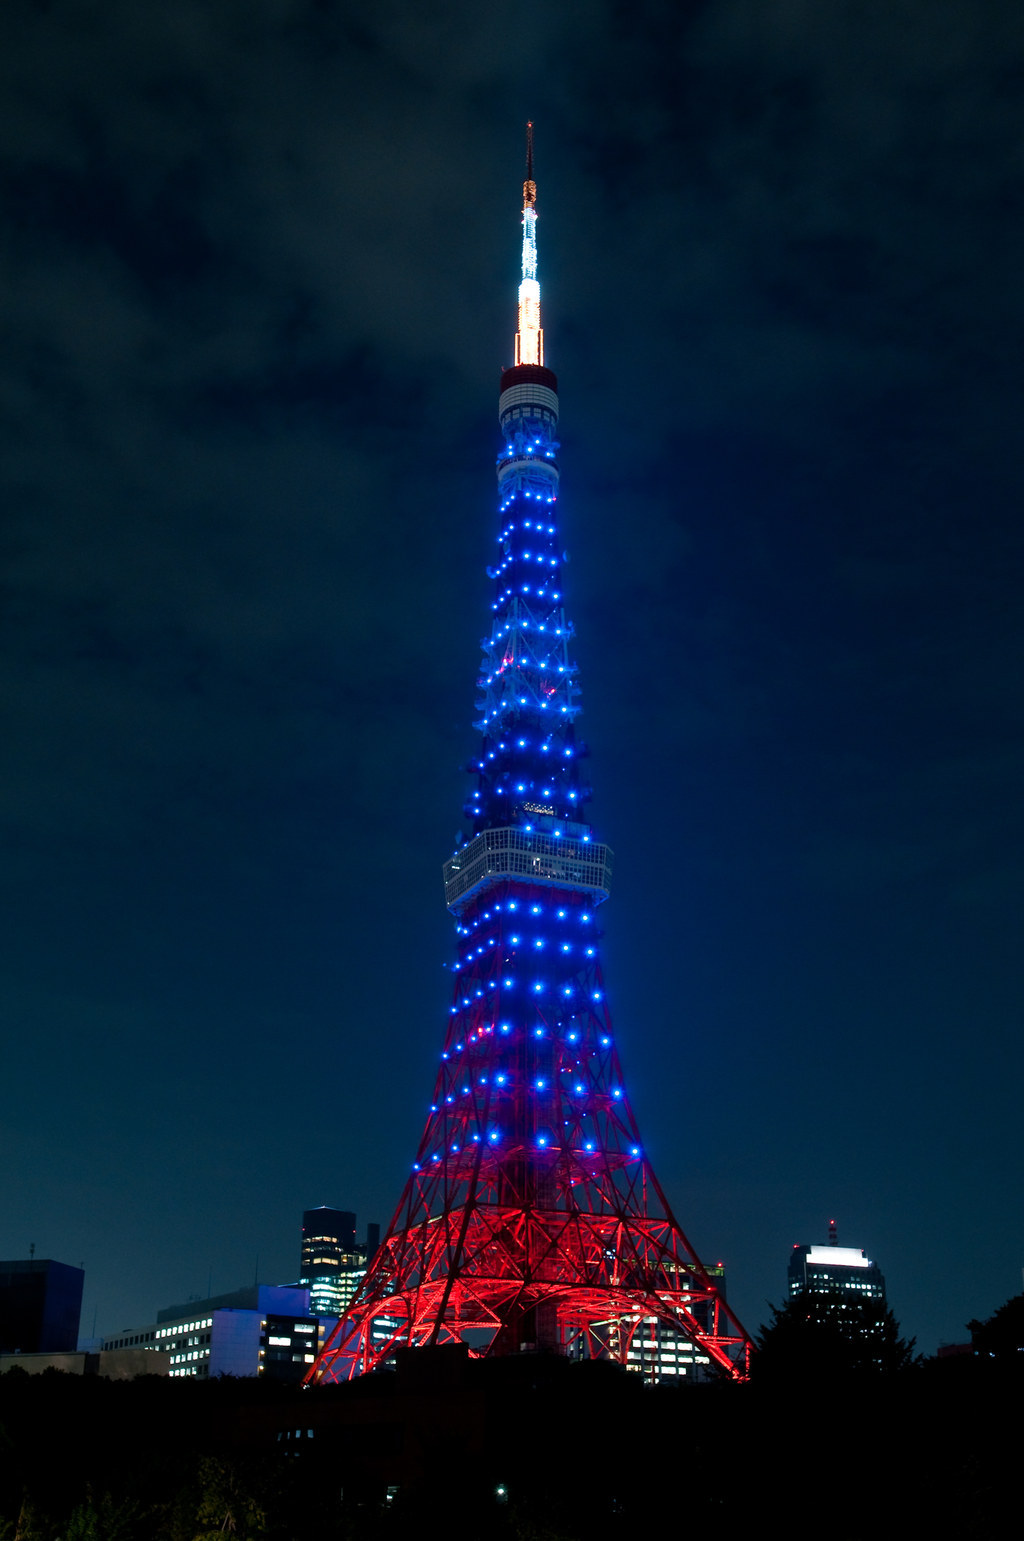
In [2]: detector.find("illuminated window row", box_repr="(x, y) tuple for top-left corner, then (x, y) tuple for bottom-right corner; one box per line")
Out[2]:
(171, 1347), (210, 1365)
(157, 1317), (212, 1338)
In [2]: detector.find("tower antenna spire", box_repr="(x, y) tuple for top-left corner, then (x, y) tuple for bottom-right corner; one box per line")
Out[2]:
(516, 121), (541, 365)
(308, 131), (753, 1388)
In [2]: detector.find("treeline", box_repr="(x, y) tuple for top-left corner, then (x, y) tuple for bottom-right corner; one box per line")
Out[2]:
(1, 1299), (1021, 1541)
(0, 1375), (326, 1541)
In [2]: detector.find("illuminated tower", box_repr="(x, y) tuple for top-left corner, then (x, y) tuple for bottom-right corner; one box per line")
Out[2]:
(311, 127), (752, 1384)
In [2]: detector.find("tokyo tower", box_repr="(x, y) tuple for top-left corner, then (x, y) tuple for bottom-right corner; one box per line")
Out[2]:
(311, 127), (752, 1384)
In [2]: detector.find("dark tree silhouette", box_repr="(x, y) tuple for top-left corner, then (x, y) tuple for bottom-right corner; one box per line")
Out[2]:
(753, 1291), (918, 1381)
(967, 1291), (1024, 1363)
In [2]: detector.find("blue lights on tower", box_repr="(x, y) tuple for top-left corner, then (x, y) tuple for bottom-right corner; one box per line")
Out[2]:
(308, 127), (753, 1385)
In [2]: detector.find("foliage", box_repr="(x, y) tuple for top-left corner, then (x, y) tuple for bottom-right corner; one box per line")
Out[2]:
(967, 1291), (1024, 1362)
(753, 1290), (918, 1381)
(192, 1459), (269, 1541)
(13, 1499), (49, 1541)
(64, 1492), (142, 1541)
(5, 1354), (1023, 1537)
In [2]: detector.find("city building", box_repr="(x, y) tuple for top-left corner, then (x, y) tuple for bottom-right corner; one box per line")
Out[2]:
(624, 1317), (712, 1382)
(310, 129), (752, 1384)
(0, 1257), (84, 1354)
(622, 1264), (727, 1384)
(0, 1346), (169, 1378)
(102, 1284), (337, 1381)
(788, 1221), (886, 1305)
(298, 1208), (380, 1318)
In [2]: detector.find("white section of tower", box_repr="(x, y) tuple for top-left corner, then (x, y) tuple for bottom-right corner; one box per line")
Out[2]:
(515, 192), (543, 366)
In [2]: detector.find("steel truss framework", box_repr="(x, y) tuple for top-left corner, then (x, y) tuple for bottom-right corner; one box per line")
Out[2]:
(310, 885), (751, 1382)
(310, 132), (752, 1386)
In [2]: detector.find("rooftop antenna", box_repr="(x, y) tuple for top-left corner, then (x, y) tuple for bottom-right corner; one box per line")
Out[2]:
(828, 1218), (838, 1246)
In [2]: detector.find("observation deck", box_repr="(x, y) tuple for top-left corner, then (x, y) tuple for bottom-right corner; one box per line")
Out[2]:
(444, 823), (613, 913)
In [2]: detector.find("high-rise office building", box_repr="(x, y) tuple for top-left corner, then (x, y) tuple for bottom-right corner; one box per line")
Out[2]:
(788, 1221), (886, 1304)
(299, 1208), (378, 1318)
(604, 1262), (728, 1384)
(0, 1258), (84, 1354)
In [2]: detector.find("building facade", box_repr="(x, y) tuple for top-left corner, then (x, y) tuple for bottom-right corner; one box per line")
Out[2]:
(0, 1347), (169, 1378)
(0, 1258), (84, 1354)
(102, 1284), (337, 1381)
(298, 1208), (380, 1319)
(622, 1264), (728, 1384)
(788, 1225), (886, 1305)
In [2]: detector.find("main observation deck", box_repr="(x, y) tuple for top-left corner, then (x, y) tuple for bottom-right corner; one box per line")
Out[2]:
(444, 823), (613, 913)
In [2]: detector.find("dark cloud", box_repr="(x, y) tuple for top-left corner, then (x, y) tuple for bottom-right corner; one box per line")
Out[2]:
(0, 0), (1022, 1352)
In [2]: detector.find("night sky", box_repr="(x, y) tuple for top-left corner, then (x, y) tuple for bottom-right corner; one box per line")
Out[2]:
(2, 1), (1022, 1356)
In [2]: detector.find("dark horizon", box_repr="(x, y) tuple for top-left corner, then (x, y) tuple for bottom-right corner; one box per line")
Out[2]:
(1, 1), (1022, 1356)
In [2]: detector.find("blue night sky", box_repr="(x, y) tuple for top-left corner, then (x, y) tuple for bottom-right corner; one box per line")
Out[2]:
(1, 0), (1022, 1355)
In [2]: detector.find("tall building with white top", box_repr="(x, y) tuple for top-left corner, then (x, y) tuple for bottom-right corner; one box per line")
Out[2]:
(788, 1221), (886, 1305)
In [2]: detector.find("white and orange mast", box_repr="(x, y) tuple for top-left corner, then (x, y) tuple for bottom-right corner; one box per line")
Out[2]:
(514, 121), (543, 368)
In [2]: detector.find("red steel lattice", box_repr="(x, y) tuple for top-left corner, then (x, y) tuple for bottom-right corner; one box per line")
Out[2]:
(310, 131), (752, 1386)
(310, 886), (751, 1382)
